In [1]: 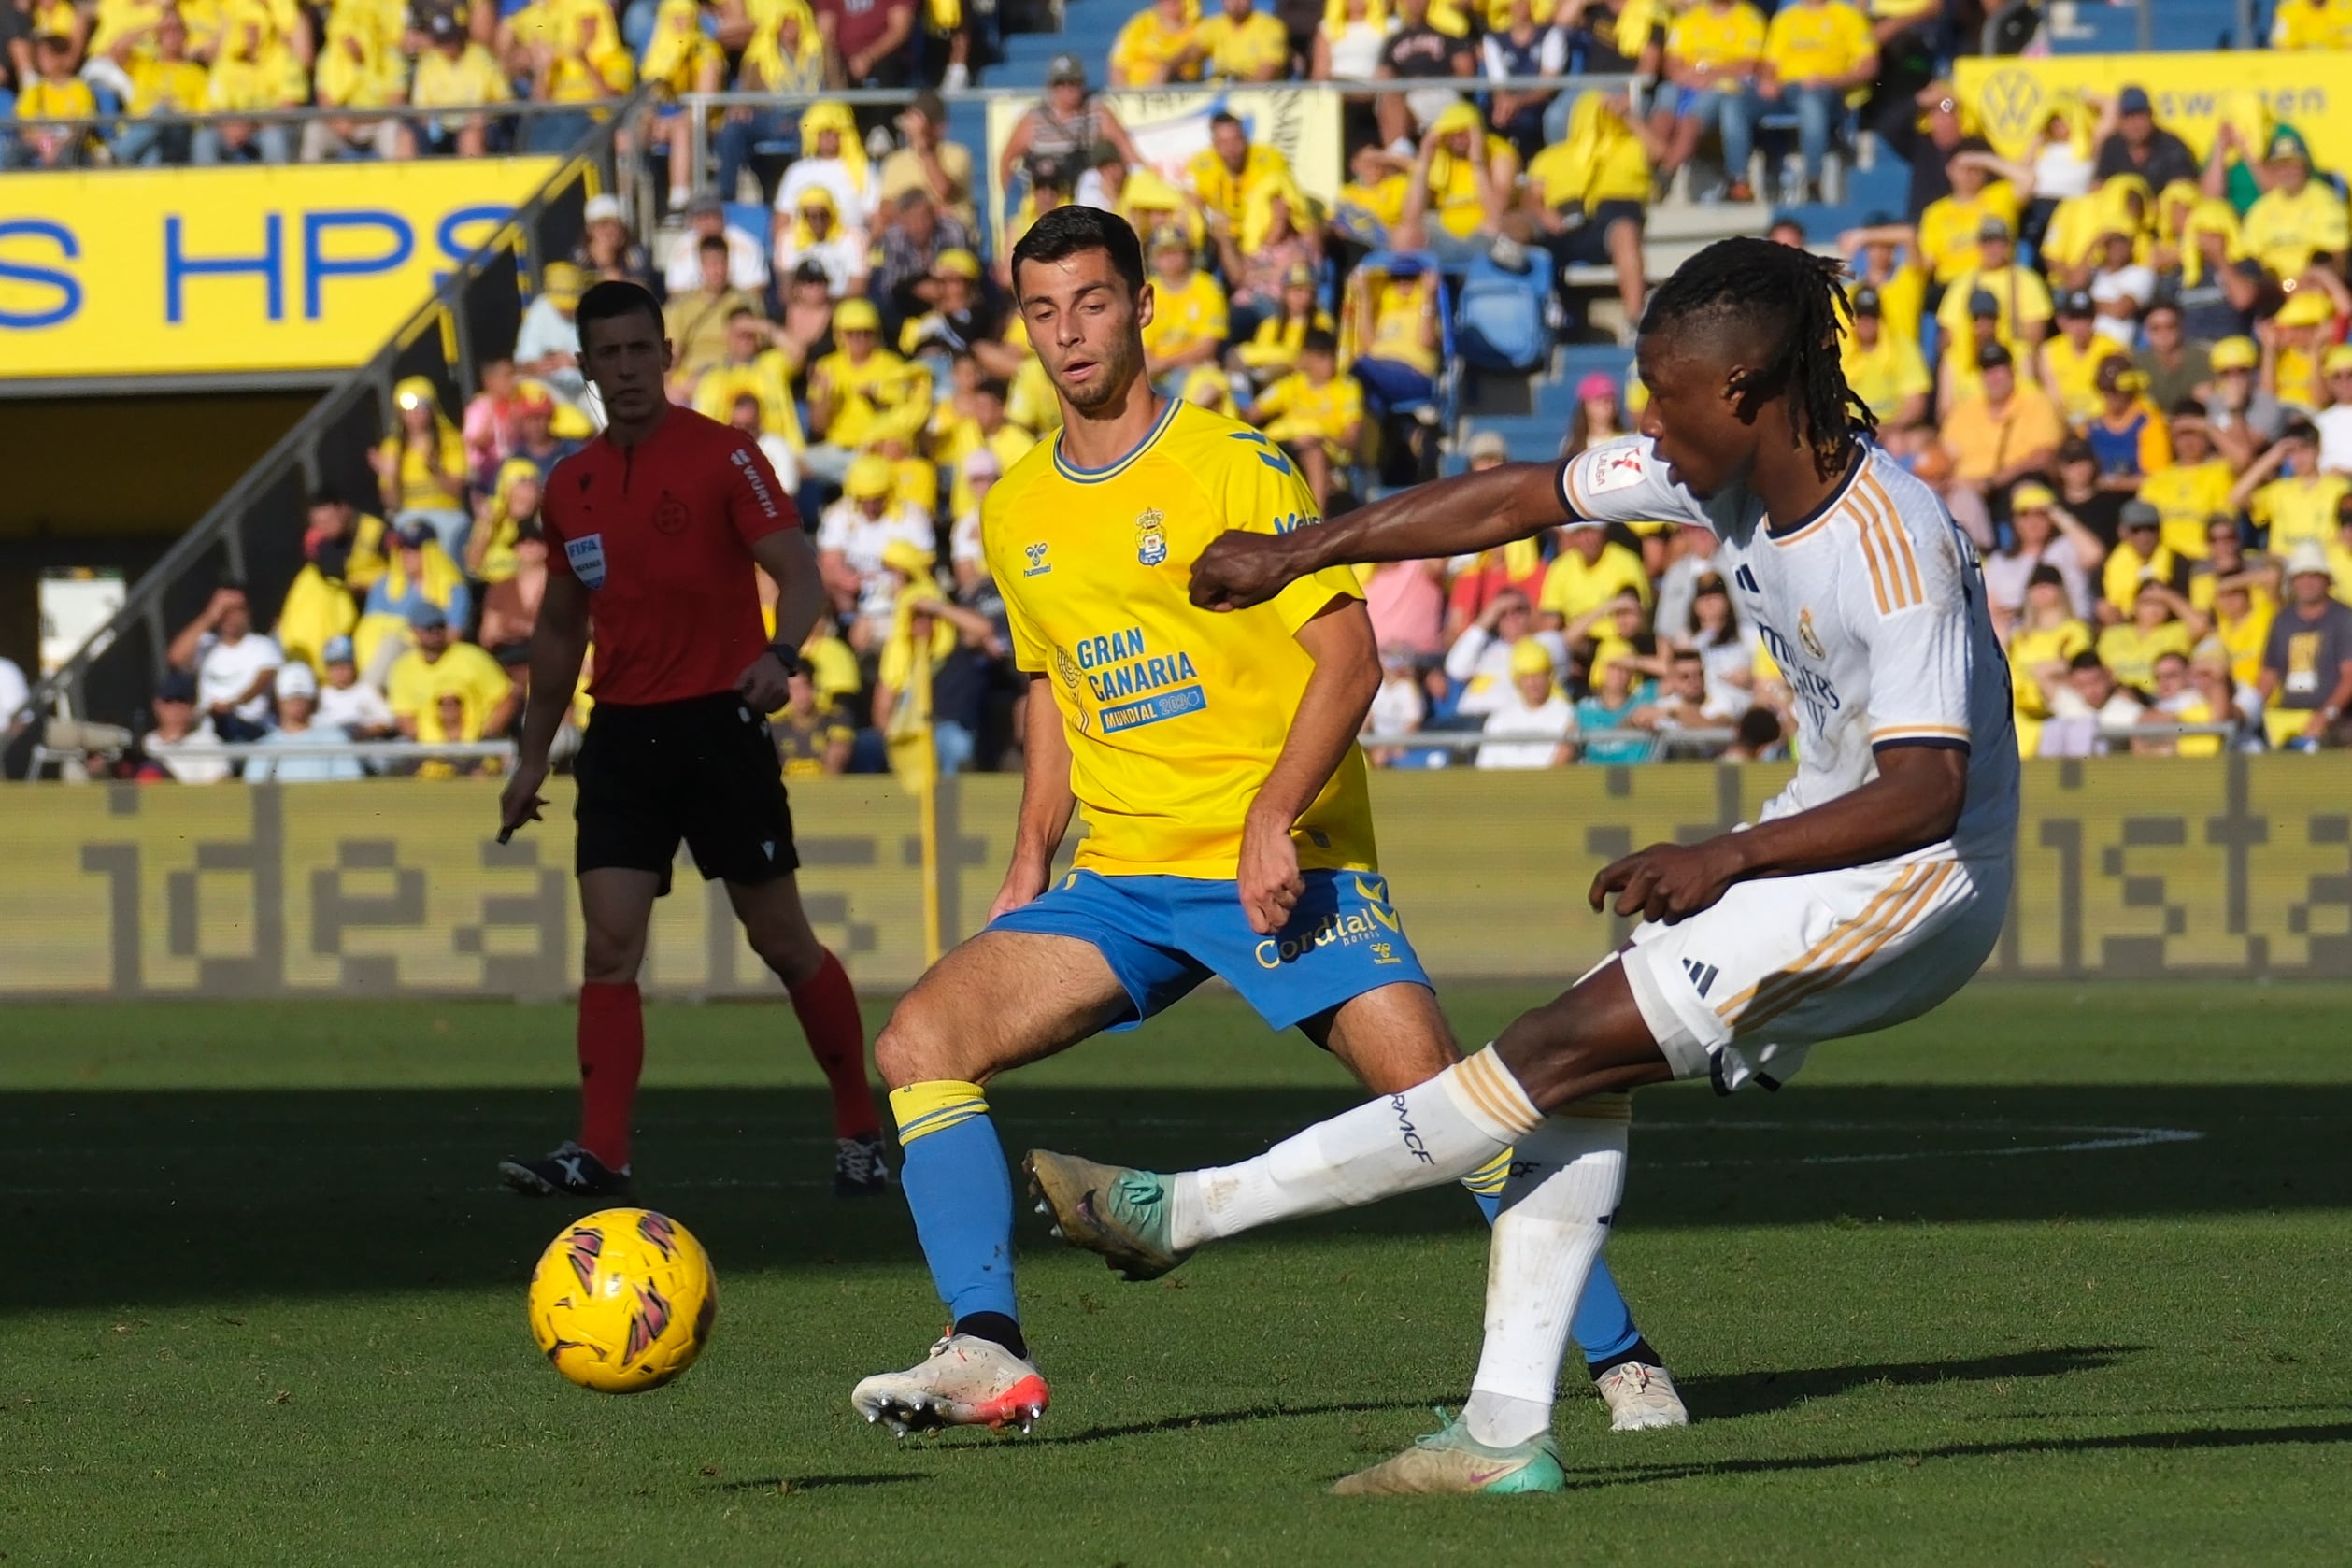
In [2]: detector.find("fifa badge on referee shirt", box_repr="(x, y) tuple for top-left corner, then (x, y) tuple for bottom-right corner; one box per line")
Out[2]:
(1134, 508), (1168, 566)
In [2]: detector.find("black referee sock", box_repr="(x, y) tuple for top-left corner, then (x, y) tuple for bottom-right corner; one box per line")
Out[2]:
(1589, 1337), (1662, 1380)
(952, 1312), (1029, 1362)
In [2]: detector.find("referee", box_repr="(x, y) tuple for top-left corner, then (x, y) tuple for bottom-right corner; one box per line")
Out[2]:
(496, 279), (889, 1200)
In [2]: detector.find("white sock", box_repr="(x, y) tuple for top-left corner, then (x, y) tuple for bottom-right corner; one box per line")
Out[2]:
(1462, 1105), (1632, 1440)
(1168, 1048), (1542, 1250)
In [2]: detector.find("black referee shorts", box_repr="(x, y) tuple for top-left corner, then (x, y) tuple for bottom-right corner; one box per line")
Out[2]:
(573, 691), (799, 894)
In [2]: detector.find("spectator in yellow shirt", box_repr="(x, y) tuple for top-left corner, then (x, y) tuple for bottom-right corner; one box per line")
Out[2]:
(1934, 214), (2052, 351)
(10, 34), (96, 167)
(1393, 100), (1520, 262)
(804, 296), (932, 485)
(1838, 285), (1929, 429)
(115, 9), (208, 164)
(1649, 0), (1767, 201)
(1916, 141), (2020, 286)
(2272, 0), (2352, 48)
(2101, 503), (2185, 621)
(1524, 90), (1657, 332)
(2139, 407), (2236, 561)
(2237, 419), (2350, 556)
(1538, 524), (1652, 627)
(387, 606), (518, 741)
(1186, 113), (1295, 242)
(1246, 328), (1361, 508)
(1109, 0), (1201, 85)
(1139, 224), (1231, 386)
(2242, 135), (2350, 287)
(1940, 341), (2067, 501)
(1757, 0), (1875, 202)
(405, 11), (511, 157)
(1192, 0), (1290, 80)
(522, 3), (633, 152)
(2035, 289), (2108, 425)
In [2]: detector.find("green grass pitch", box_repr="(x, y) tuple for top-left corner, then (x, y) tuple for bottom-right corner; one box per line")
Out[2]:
(3, 981), (2348, 1565)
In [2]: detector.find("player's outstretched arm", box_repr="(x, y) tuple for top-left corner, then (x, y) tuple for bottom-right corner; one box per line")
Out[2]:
(500, 573), (592, 838)
(989, 675), (1079, 920)
(1190, 461), (1570, 612)
(1591, 744), (1967, 924)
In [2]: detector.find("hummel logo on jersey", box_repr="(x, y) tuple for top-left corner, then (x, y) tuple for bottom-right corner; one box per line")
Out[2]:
(1681, 958), (1719, 998)
(1734, 564), (1760, 594)
(1023, 542), (1051, 577)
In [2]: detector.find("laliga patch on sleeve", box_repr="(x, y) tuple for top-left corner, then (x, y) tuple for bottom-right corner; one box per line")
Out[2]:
(1585, 446), (1649, 496)
(565, 533), (608, 591)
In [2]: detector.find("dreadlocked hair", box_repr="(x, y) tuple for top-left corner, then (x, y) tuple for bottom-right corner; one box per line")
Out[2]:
(1639, 236), (1876, 478)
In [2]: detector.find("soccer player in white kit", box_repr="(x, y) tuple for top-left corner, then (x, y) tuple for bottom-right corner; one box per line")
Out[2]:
(1024, 238), (2021, 1493)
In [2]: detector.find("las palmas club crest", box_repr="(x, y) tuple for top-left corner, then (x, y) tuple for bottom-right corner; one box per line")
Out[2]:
(1134, 508), (1168, 566)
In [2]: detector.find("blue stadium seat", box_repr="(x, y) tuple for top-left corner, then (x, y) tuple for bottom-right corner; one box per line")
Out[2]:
(1455, 249), (1555, 375)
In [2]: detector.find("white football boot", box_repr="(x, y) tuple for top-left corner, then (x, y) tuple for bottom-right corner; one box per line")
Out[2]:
(851, 1333), (1050, 1436)
(1595, 1361), (1689, 1431)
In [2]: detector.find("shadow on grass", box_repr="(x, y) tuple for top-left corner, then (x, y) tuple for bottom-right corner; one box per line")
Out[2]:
(5, 1081), (2338, 1312)
(1685, 1345), (2145, 1418)
(1576, 1421), (2352, 1490)
(1026, 1396), (1453, 1447)
(712, 1473), (927, 1493)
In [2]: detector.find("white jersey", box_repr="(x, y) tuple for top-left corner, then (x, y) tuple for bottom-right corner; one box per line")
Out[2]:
(1558, 437), (2019, 860)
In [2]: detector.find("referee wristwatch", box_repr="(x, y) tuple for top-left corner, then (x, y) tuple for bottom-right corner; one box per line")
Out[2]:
(765, 639), (807, 677)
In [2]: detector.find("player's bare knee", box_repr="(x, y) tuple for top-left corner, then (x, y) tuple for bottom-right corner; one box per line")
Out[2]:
(581, 929), (644, 986)
(873, 988), (977, 1089)
(748, 925), (824, 988)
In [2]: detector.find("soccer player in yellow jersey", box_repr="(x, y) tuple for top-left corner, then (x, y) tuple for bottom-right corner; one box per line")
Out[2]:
(850, 206), (1677, 1439)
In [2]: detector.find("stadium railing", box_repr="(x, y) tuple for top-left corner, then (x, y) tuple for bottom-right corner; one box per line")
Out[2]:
(19, 86), (655, 736)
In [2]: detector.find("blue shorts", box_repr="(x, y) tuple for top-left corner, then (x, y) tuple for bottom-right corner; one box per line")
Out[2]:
(988, 868), (1433, 1033)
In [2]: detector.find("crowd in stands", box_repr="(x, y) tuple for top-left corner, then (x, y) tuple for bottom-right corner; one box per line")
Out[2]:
(37, 0), (2352, 777)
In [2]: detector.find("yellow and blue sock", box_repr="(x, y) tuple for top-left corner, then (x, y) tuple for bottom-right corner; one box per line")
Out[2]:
(891, 1080), (1024, 1356)
(1462, 1149), (1642, 1366)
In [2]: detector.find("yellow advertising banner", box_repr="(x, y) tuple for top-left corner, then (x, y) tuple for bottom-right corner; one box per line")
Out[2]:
(0, 757), (2345, 999)
(1954, 50), (2352, 170)
(0, 158), (562, 378)
(984, 85), (1343, 258)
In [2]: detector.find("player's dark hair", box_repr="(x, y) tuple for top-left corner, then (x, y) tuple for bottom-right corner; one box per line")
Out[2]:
(307, 486), (348, 510)
(1302, 327), (1338, 356)
(576, 279), (663, 341)
(1736, 705), (1783, 750)
(1209, 111), (1243, 134)
(1640, 235), (1874, 478)
(2069, 649), (2107, 674)
(697, 233), (730, 256)
(1010, 204), (1147, 303)
(976, 377), (1010, 401)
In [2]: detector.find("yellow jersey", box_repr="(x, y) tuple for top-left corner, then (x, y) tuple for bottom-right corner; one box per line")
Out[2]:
(1192, 7), (1289, 78)
(127, 56), (210, 113)
(2138, 460), (2234, 560)
(2101, 538), (2177, 617)
(1760, 0), (1872, 92)
(1663, 1), (1765, 75)
(982, 397), (1376, 878)
(1917, 184), (2021, 285)
(1141, 269), (1230, 363)
(691, 351), (807, 449)
(411, 42), (513, 110)
(1840, 331), (1931, 423)
(2241, 183), (2351, 280)
(2096, 620), (2192, 691)
(1934, 264), (2051, 349)
(2038, 331), (2109, 426)
(811, 347), (932, 450)
(2250, 473), (2350, 555)
(2272, 0), (2352, 47)
(387, 642), (513, 732)
(2007, 618), (2091, 720)
(1109, 6), (1200, 84)
(1254, 370), (1364, 461)
(1186, 142), (1292, 236)
(16, 77), (96, 120)
(1526, 129), (1649, 213)
(1427, 132), (1517, 239)
(1538, 539), (1653, 621)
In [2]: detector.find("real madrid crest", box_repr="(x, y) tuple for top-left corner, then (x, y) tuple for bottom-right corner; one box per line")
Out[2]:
(1134, 508), (1168, 567)
(1798, 608), (1826, 661)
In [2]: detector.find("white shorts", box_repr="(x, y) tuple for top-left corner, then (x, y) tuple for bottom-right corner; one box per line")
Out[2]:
(1618, 848), (2010, 1093)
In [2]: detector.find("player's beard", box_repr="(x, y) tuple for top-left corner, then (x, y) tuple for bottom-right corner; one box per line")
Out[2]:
(1058, 332), (1143, 415)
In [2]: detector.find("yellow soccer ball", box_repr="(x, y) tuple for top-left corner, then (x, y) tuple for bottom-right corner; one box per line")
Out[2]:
(526, 1208), (718, 1393)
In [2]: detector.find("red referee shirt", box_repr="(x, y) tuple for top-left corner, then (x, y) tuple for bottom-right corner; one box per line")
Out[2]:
(541, 406), (800, 706)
